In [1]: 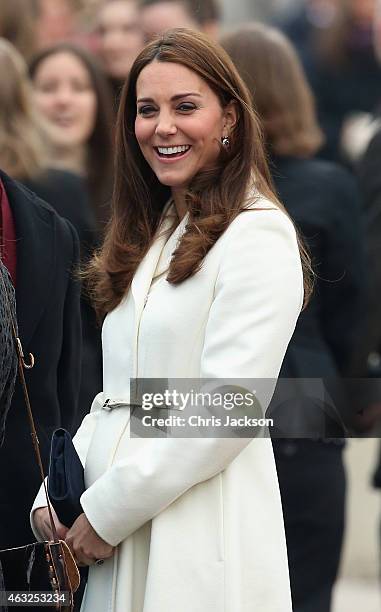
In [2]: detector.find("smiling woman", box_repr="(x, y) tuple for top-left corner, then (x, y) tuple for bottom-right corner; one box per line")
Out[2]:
(135, 61), (237, 203)
(32, 28), (308, 612)
(29, 43), (115, 228)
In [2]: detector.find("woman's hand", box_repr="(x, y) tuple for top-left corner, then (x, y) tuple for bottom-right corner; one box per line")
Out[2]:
(65, 513), (115, 566)
(33, 506), (69, 541)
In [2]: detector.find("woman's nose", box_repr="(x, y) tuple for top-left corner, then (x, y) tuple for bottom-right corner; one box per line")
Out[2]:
(155, 112), (177, 137)
(54, 86), (73, 106)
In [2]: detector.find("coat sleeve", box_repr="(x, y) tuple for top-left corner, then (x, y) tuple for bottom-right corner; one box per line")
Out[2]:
(56, 219), (82, 432)
(30, 393), (104, 538)
(79, 208), (304, 546)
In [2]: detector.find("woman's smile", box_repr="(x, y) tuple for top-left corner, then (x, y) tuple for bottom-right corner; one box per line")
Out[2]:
(154, 144), (192, 162)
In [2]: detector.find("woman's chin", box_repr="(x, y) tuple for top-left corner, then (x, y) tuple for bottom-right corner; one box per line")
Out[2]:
(154, 171), (191, 190)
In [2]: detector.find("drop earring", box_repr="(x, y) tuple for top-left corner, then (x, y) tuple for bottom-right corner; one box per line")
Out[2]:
(221, 135), (230, 149)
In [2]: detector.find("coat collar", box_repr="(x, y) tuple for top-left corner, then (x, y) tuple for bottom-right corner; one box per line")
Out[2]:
(131, 203), (189, 317)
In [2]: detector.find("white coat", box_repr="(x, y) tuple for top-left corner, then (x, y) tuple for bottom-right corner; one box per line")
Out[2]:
(32, 197), (303, 612)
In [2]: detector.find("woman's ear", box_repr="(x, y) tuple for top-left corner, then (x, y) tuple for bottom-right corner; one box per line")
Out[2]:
(223, 100), (238, 132)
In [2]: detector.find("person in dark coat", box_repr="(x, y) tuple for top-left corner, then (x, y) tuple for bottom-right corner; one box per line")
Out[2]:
(0, 38), (103, 428)
(23, 169), (101, 431)
(356, 126), (381, 535)
(221, 24), (366, 612)
(0, 169), (81, 548)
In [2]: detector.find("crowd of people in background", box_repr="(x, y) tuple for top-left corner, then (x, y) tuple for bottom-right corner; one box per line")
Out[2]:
(1, 1), (381, 611)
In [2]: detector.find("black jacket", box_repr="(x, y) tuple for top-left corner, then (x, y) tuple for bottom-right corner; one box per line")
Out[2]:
(23, 169), (103, 428)
(357, 130), (381, 362)
(269, 156), (366, 437)
(273, 156), (365, 375)
(0, 170), (81, 547)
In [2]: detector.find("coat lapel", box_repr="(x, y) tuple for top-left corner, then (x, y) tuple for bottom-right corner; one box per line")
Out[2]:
(2, 173), (54, 349)
(131, 205), (188, 318)
(131, 214), (173, 316)
(128, 205), (189, 386)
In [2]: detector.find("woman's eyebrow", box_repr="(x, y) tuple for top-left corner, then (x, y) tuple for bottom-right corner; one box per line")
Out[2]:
(137, 92), (202, 103)
(171, 93), (202, 101)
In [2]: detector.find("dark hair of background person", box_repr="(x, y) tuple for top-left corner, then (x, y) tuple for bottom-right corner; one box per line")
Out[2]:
(0, 37), (49, 180)
(0, 0), (40, 61)
(221, 23), (324, 158)
(84, 27), (312, 319)
(29, 42), (115, 227)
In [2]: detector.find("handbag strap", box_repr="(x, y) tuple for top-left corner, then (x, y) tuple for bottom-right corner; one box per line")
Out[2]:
(0, 264), (59, 543)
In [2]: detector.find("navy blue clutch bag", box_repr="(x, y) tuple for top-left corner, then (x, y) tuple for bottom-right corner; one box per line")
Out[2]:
(48, 428), (85, 528)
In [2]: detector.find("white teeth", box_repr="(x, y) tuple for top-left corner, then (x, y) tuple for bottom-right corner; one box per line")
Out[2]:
(157, 145), (190, 155)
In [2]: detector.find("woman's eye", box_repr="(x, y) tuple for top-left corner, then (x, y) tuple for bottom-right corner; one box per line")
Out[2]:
(72, 82), (92, 93)
(137, 106), (156, 116)
(36, 82), (57, 93)
(177, 103), (196, 112)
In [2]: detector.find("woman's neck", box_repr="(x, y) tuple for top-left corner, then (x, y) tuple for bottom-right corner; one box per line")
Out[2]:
(49, 145), (88, 177)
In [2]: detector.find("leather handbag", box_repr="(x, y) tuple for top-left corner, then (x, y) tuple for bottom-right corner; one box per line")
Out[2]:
(0, 266), (80, 611)
(0, 541), (80, 612)
(48, 428), (85, 528)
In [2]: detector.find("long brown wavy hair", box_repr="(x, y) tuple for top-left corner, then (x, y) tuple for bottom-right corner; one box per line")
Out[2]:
(86, 28), (312, 319)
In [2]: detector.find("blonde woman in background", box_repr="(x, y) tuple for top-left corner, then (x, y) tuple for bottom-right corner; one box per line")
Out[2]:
(0, 37), (91, 212)
(29, 42), (115, 230)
